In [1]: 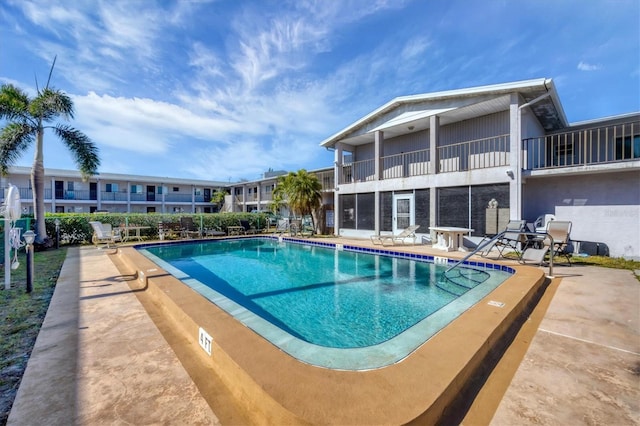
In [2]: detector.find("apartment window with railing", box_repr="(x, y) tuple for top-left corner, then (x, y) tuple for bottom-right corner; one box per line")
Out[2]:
(130, 185), (143, 193)
(105, 183), (119, 192)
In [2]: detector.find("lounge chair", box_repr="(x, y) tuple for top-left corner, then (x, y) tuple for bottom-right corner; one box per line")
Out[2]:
(89, 221), (121, 248)
(481, 220), (527, 259)
(371, 225), (420, 246)
(521, 220), (572, 265)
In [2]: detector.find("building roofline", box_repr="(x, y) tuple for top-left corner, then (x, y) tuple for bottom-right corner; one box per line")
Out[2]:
(320, 78), (564, 147)
(568, 111), (640, 127)
(6, 166), (231, 187)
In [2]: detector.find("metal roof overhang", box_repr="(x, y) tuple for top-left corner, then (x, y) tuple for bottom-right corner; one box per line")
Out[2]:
(320, 78), (567, 148)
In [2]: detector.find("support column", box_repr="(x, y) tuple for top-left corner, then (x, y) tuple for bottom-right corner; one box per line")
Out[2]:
(50, 177), (56, 212)
(374, 130), (383, 180)
(96, 178), (102, 210)
(429, 115), (439, 174)
(126, 182), (131, 213)
(333, 143), (343, 236)
(510, 93), (522, 220)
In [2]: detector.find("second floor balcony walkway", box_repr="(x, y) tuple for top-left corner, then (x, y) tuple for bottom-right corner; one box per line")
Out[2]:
(338, 117), (639, 184)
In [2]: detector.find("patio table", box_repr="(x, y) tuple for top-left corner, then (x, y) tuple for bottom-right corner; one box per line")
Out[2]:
(429, 226), (474, 252)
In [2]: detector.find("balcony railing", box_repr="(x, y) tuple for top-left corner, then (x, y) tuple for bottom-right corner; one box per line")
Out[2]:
(523, 120), (639, 170)
(339, 134), (509, 183)
(314, 170), (335, 191)
(438, 134), (510, 172)
(382, 149), (431, 179)
(101, 191), (128, 202)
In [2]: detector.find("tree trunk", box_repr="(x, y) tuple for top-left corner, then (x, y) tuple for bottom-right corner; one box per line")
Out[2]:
(31, 127), (48, 244)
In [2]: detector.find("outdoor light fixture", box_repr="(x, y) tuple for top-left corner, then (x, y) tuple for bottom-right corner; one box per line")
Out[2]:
(23, 230), (35, 293)
(505, 169), (515, 179)
(407, 126), (415, 131)
(54, 218), (61, 249)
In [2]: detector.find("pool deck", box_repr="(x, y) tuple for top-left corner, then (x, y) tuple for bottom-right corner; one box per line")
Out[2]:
(7, 237), (640, 425)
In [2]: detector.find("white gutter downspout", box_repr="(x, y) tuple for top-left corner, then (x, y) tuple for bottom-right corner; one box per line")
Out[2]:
(516, 90), (551, 219)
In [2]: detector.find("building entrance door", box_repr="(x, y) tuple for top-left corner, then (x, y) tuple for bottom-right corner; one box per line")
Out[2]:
(393, 194), (414, 233)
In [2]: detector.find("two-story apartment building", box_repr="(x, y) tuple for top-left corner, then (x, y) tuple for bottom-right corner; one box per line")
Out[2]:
(227, 167), (336, 232)
(320, 78), (639, 259)
(1, 166), (228, 214)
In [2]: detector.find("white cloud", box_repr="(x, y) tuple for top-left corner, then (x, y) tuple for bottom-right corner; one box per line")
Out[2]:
(577, 61), (602, 71)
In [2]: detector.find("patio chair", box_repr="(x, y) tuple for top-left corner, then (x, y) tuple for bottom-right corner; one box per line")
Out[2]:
(180, 216), (201, 239)
(481, 220), (527, 259)
(371, 225), (420, 246)
(273, 219), (289, 235)
(521, 220), (572, 265)
(89, 221), (121, 248)
(240, 219), (259, 234)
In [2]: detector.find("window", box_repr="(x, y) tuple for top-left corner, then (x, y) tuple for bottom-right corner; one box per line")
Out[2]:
(130, 185), (142, 193)
(67, 182), (74, 191)
(157, 186), (164, 194)
(105, 183), (119, 192)
(173, 187), (179, 192)
(339, 194), (355, 228)
(194, 188), (202, 195)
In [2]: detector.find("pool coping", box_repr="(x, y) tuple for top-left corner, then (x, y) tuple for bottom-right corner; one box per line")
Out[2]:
(113, 238), (546, 425)
(136, 236), (515, 370)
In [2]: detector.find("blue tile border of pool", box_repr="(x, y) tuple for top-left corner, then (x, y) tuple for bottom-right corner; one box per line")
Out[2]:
(135, 236), (516, 370)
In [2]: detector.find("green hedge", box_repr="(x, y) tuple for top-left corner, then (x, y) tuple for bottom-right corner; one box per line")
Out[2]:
(36, 212), (271, 246)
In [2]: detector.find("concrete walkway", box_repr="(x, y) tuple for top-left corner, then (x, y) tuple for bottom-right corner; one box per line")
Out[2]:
(7, 244), (640, 425)
(8, 247), (219, 425)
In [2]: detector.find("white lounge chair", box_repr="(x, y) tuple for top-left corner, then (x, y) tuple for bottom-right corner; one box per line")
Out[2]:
(89, 221), (121, 248)
(371, 225), (420, 246)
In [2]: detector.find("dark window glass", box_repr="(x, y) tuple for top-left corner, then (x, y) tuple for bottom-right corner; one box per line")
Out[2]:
(471, 184), (510, 236)
(415, 189), (430, 231)
(380, 191), (393, 231)
(438, 187), (469, 229)
(339, 194), (355, 228)
(356, 193), (375, 230)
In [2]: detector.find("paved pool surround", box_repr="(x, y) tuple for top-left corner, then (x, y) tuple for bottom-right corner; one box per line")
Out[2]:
(113, 238), (546, 425)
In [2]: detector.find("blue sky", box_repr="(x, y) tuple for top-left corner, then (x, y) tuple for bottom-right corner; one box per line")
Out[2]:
(1, 0), (638, 183)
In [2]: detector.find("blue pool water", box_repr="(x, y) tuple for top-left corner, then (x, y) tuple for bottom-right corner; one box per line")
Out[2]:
(139, 237), (513, 369)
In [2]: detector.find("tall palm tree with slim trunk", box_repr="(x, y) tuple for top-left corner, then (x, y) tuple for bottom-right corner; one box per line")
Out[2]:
(0, 58), (99, 245)
(275, 169), (322, 232)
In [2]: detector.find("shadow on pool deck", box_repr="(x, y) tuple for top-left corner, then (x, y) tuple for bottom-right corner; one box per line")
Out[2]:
(7, 238), (640, 425)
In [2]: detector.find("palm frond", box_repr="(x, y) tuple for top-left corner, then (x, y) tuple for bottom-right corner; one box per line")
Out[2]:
(0, 84), (31, 122)
(55, 124), (100, 179)
(0, 122), (35, 175)
(30, 88), (74, 122)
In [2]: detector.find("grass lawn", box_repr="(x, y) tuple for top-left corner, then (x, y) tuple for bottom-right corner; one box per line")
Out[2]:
(0, 247), (67, 424)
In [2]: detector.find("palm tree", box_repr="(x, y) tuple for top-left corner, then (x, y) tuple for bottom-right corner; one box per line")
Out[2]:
(0, 59), (99, 244)
(210, 189), (227, 212)
(276, 169), (322, 232)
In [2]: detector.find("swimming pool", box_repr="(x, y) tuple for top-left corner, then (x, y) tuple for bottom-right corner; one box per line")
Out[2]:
(139, 237), (513, 370)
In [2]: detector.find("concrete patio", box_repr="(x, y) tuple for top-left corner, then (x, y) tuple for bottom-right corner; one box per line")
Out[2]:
(7, 239), (640, 425)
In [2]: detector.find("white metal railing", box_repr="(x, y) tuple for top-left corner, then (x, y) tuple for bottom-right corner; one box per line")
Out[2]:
(523, 120), (639, 170)
(340, 158), (374, 184)
(438, 134), (510, 173)
(382, 149), (430, 179)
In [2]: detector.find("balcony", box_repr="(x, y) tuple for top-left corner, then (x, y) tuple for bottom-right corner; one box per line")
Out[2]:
(101, 191), (128, 202)
(164, 193), (193, 203)
(523, 119), (639, 170)
(339, 134), (509, 184)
